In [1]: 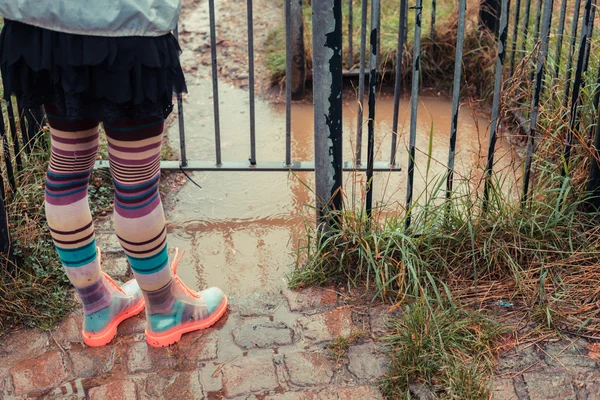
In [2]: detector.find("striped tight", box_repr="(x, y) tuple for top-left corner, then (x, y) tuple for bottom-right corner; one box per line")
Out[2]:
(44, 105), (226, 346)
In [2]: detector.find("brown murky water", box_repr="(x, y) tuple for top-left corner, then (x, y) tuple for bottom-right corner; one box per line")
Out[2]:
(166, 80), (520, 295)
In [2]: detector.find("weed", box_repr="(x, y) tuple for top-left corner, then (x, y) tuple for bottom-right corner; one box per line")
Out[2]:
(381, 299), (504, 399)
(326, 330), (366, 364)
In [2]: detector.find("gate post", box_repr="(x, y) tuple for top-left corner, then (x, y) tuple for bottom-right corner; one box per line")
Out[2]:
(290, 0), (306, 99)
(312, 0), (343, 231)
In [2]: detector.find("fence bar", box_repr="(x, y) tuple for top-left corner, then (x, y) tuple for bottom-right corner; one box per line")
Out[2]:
(582, 0), (595, 73)
(356, 0), (368, 165)
(0, 188), (9, 258)
(529, 0), (543, 82)
(431, 0), (436, 40)
(405, 0), (423, 229)
(509, 0), (522, 77)
(390, 0), (408, 166)
(522, 0), (554, 204)
(312, 0), (343, 229)
(366, 0), (381, 217)
(483, 0), (510, 209)
(562, 0), (594, 173)
(173, 25), (188, 167)
(348, 0), (353, 68)
(6, 99), (22, 172)
(446, 0), (467, 198)
(26, 107), (44, 150)
(285, 0), (293, 166)
(0, 106), (15, 191)
(208, 0), (222, 166)
(518, 0), (532, 66)
(586, 59), (600, 209)
(247, 0), (257, 166)
(552, 0), (569, 85)
(17, 104), (31, 154)
(563, 0), (582, 107)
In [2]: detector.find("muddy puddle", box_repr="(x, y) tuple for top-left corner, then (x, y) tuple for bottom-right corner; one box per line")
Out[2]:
(166, 80), (521, 295)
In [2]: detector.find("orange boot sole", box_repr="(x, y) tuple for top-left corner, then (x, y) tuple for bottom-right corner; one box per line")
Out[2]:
(145, 296), (228, 347)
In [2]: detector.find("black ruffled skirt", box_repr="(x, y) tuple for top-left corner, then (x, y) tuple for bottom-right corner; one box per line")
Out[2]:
(0, 20), (187, 121)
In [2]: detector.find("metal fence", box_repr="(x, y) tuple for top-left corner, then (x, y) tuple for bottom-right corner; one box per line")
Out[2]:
(1, 0), (600, 252)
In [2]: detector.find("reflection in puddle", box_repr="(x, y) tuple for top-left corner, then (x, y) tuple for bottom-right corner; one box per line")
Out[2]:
(167, 80), (521, 294)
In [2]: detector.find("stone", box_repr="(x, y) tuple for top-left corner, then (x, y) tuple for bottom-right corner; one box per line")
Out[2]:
(144, 371), (204, 399)
(369, 305), (396, 336)
(88, 379), (137, 400)
(101, 257), (131, 280)
(297, 308), (354, 343)
(221, 355), (278, 398)
(69, 347), (115, 378)
(586, 371), (600, 400)
(524, 373), (576, 400)
(498, 345), (541, 373)
(283, 287), (337, 313)
(10, 351), (69, 396)
(126, 341), (177, 373)
(490, 379), (518, 400)
(232, 320), (294, 349)
(263, 391), (321, 400)
(336, 386), (385, 400)
(1, 329), (49, 359)
(95, 233), (122, 253)
(544, 339), (598, 369)
(117, 315), (146, 335)
(175, 331), (219, 368)
(52, 313), (84, 349)
(346, 342), (388, 381)
(284, 352), (334, 387)
(228, 292), (285, 317)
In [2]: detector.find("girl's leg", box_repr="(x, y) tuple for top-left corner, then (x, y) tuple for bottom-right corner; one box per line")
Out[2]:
(44, 105), (144, 347)
(105, 116), (227, 347)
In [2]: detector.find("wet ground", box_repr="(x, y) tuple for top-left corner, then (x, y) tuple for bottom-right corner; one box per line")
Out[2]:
(165, 80), (521, 296)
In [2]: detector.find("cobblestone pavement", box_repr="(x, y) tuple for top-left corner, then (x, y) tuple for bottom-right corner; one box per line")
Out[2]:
(1, 241), (389, 399)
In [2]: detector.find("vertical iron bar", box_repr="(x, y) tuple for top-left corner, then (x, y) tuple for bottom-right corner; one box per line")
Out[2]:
(390, 0), (408, 166)
(312, 0), (344, 229)
(173, 25), (188, 167)
(446, 0), (467, 198)
(0, 187), (9, 258)
(518, 0), (532, 65)
(0, 105), (15, 191)
(208, 0), (222, 166)
(586, 59), (600, 209)
(376, 0), (382, 71)
(509, 0), (522, 77)
(552, 0), (569, 85)
(431, 0), (436, 40)
(405, 0), (423, 229)
(285, 0), (293, 166)
(582, 0), (595, 74)
(17, 104), (31, 154)
(348, 0), (354, 68)
(522, 0), (554, 204)
(482, 0), (510, 209)
(562, 0), (594, 173)
(366, 0), (381, 217)
(247, 0), (257, 166)
(529, 0), (543, 82)
(563, 0), (582, 107)
(356, 0), (368, 165)
(6, 99), (22, 172)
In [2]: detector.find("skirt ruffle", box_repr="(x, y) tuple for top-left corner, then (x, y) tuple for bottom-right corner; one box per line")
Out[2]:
(0, 20), (187, 121)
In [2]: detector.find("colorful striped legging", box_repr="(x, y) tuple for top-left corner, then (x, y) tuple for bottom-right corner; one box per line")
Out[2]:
(44, 105), (173, 316)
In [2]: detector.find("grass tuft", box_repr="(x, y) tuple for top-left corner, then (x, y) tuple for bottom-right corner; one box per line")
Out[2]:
(381, 300), (504, 399)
